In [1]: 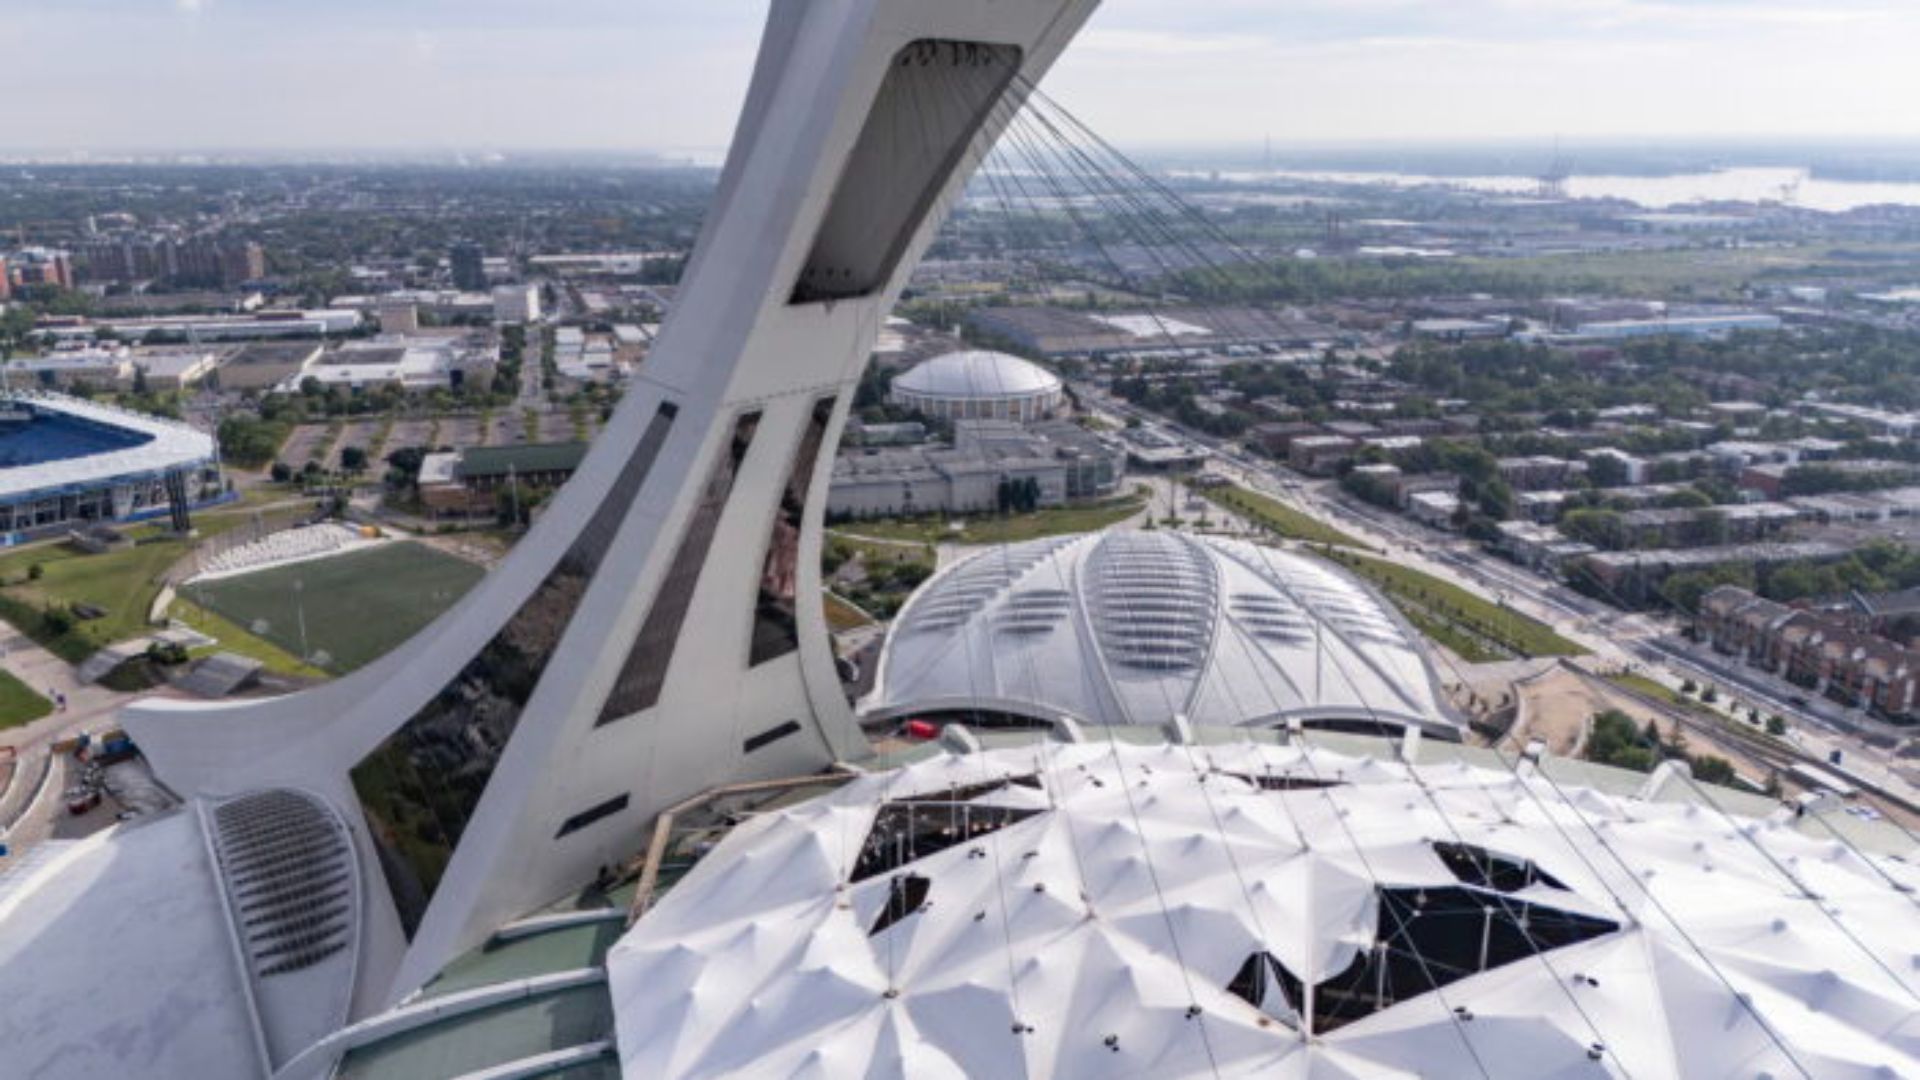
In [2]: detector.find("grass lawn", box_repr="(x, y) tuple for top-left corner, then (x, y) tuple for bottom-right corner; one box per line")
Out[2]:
(0, 508), (312, 662)
(0, 534), (203, 662)
(1455, 244), (1849, 299)
(844, 494), (1145, 546)
(181, 542), (484, 674)
(1399, 607), (1505, 664)
(0, 668), (53, 729)
(1607, 672), (1698, 710)
(823, 591), (874, 632)
(1325, 548), (1588, 661)
(827, 534), (937, 571)
(169, 596), (329, 679)
(1201, 486), (1369, 550)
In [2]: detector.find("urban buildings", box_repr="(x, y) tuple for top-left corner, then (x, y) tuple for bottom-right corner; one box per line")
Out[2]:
(450, 242), (487, 291)
(492, 283), (542, 324)
(4, 2), (1920, 1079)
(1697, 585), (1920, 719)
(288, 334), (497, 393)
(4, 247), (74, 291)
(78, 235), (265, 287)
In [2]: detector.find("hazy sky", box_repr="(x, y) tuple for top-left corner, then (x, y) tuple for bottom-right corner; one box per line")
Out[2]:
(5, 0), (1920, 153)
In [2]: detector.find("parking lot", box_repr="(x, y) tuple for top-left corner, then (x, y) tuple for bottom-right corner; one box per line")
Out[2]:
(280, 423), (333, 466)
(324, 419), (385, 470)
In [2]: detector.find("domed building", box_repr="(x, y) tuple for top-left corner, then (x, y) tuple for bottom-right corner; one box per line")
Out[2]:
(890, 349), (1065, 424)
(862, 530), (1462, 739)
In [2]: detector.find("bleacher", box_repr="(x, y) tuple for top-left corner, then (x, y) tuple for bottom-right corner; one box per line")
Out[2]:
(194, 523), (368, 580)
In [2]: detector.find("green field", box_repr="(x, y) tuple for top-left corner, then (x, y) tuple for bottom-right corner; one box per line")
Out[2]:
(0, 508), (310, 662)
(842, 494), (1146, 546)
(1201, 486), (1369, 550)
(182, 542), (484, 674)
(168, 596), (328, 678)
(1325, 549), (1588, 662)
(0, 668), (53, 729)
(823, 591), (874, 632)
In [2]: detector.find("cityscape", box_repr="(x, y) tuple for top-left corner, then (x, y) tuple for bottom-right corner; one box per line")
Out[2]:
(2, 1), (1920, 1078)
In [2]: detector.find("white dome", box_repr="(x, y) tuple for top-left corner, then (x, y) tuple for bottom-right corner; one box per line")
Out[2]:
(893, 350), (1062, 402)
(864, 531), (1459, 737)
(610, 740), (1920, 1078)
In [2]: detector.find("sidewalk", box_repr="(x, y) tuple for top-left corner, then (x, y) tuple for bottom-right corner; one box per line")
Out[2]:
(0, 626), (135, 757)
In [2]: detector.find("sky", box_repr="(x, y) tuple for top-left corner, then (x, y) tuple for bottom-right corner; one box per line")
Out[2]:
(3, 0), (1919, 155)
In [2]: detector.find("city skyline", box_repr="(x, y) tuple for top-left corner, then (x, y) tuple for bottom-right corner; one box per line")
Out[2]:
(6, 0), (1920, 154)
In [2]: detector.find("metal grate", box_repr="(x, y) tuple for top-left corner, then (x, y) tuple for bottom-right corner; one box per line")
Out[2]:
(210, 789), (355, 978)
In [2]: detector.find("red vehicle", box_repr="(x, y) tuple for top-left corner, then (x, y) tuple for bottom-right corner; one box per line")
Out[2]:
(903, 720), (939, 741)
(66, 790), (101, 816)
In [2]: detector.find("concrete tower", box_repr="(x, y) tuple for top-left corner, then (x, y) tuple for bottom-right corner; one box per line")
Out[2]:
(123, 0), (1103, 1012)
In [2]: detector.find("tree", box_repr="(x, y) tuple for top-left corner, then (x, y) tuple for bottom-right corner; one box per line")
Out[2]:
(1765, 715), (1788, 737)
(270, 461), (292, 483)
(1691, 755), (1737, 786)
(1585, 710), (1657, 772)
(340, 446), (368, 473)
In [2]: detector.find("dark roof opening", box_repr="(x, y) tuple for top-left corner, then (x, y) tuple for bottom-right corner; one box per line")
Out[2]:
(1432, 841), (1570, 893)
(869, 874), (932, 936)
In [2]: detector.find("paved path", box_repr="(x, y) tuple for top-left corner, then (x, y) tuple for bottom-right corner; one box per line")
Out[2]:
(0, 626), (185, 856)
(0, 627), (127, 755)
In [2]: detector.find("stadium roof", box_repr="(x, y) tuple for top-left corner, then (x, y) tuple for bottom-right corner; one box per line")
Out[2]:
(609, 738), (1920, 1078)
(892, 350), (1062, 402)
(0, 393), (215, 502)
(864, 532), (1459, 737)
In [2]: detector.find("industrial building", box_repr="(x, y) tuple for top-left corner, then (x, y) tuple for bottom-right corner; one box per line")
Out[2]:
(282, 334), (498, 394)
(828, 419), (1124, 519)
(215, 341), (325, 391)
(967, 304), (1336, 360)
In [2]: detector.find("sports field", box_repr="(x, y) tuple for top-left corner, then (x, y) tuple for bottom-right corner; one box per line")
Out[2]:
(182, 542), (484, 674)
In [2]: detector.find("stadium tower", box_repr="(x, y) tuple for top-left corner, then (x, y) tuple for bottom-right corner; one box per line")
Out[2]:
(123, 0), (1103, 1012)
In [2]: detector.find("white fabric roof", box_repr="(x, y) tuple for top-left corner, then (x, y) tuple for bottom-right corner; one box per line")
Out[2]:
(864, 532), (1456, 734)
(0, 393), (215, 501)
(892, 350), (1062, 401)
(610, 741), (1920, 1079)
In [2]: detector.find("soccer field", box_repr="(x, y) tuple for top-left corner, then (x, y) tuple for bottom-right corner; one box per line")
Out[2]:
(183, 542), (485, 674)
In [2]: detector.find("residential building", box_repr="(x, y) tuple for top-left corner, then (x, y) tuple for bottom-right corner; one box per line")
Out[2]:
(450, 243), (487, 291)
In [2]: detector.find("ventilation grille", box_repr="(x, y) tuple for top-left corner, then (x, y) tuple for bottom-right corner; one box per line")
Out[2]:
(995, 588), (1074, 636)
(1290, 583), (1408, 649)
(902, 539), (1070, 635)
(1089, 533), (1216, 672)
(210, 789), (355, 978)
(1230, 591), (1313, 644)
